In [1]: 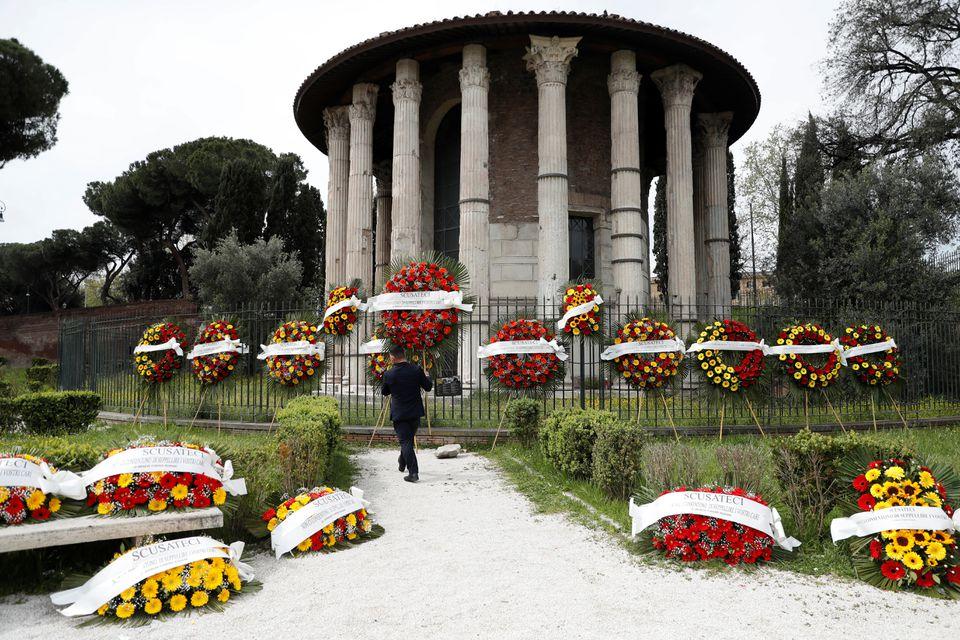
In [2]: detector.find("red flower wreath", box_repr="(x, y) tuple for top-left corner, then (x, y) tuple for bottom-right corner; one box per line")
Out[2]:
(0, 454), (64, 525)
(693, 319), (764, 392)
(483, 318), (565, 393)
(773, 323), (842, 390)
(608, 317), (683, 389)
(322, 284), (362, 337)
(380, 258), (466, 351)
(264, 320), (324, 387)
(840, 324), (901, 387)
(133, 322), (185, 384)
(192, 319), (242, 385)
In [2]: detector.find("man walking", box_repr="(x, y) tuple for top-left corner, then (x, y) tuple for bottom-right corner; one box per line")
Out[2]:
(381, 345), (432, 483)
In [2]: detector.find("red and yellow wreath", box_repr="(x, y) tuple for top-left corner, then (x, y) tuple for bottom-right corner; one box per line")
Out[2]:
(773, 323), (842, 390)
(693, 320), (764, 393)
(841, 324), (901, 387)
(191, 320), (242, 385)
(322, 284), (363, 337)
(134, 322), (185, 384)
(262, 320), (324, 387)
(0, 453), (64, 525)
(481, 318), (566, 393)
(559, 282), (602, 338)
(259, 486), (381, 555)
(604, 317), (683, 390)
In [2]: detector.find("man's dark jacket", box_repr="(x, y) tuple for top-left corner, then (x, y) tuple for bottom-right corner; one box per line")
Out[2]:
(381, 361), (432, 421)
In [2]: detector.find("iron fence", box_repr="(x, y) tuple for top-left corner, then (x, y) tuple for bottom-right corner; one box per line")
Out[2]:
(58, 297), (960, 431)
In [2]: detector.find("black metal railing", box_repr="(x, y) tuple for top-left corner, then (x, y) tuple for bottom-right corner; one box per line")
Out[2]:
(58, 297), (960, 431)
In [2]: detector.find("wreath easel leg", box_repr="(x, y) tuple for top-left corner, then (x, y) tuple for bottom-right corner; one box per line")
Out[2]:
(821, 390), (846, 432)
(189, 386), (209, 429)
(658, 391), (680, 443)
(882, 387), (909, 429)
(132, 388), (149, 427)
(491, 400), (509, 450)
(421, 350), (432, 436)
(869, 393), (878, 432)
(718, 398), (725, 442)
(368, 399), (389, 448)
(744, 396), (766, 437)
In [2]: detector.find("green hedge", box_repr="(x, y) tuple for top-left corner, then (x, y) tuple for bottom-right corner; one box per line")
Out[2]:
(0, 397), (17, 432)
(591, 420), (648, 500)
(14, 391), (102, 435)
(25, 364), (59, 392)
(275, 395), (343, 492)
(539, 408), (617, 478)
(504, 398), (541, 446)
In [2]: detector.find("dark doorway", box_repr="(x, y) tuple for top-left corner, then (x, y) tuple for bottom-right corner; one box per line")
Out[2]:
(569, 215), (596, 280)
(433, 104), (461, 261)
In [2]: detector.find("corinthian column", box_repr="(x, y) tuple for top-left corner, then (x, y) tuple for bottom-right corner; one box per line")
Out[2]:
(345, 83), (377, 290)
(524, 35), (580, 306)
(692, 134), (707, 316)
(651, 63), (701, 327)
(374, 162), (392, 290)
(323, 106), (350, 288)
(608, 50), (647, 305)
(458, 44), (491, 301)
(699, 112), (734, 317)
(390, 59), (423, 261)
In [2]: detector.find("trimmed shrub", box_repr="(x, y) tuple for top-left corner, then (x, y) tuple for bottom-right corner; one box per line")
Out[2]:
(14, 391), (102, 435)
(641, 442), (706, 492)
(15, 436), (101, 470)
(0, 379), (12, 398)
(25, 364), (59, 392)
(539, 408), (616, 478)
(30, 357), (51, 367)
(591, 420), (648, 499)
(0, 397), (18, 432)
(504, 398), (541, 446)
(770, 429), (910, 539)
(275, 395), (343, 492)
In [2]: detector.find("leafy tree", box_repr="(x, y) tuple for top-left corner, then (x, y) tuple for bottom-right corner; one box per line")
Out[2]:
(84, 220), (135, 304)
(0, 38), (68, 168)
(117, 243), (185, 302)
(826, 0), (960, 158)
(652, 176), (668, 303)
(189, 232), (303, 309)
(727, 150), (743, 299)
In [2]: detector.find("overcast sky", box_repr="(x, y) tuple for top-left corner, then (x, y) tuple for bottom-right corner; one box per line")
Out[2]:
(0, 0), (839, 244)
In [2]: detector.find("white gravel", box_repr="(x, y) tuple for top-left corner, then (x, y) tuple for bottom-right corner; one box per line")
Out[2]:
(1, 448), (958, 639)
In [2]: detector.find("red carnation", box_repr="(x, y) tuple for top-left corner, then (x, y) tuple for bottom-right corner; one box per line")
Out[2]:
(852, 475), (869, 491)
(857, 493), (877, 511)
(880, 560), (906, 581)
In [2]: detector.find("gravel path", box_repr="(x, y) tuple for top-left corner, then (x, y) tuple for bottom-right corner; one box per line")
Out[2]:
(1, 448), (958, 639)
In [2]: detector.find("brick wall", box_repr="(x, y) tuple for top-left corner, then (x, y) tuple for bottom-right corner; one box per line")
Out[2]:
(0, 299), (196, 366)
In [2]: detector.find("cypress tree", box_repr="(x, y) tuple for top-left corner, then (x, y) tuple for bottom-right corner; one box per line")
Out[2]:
(727, 150), (743, 299)
(774, 154), (793, 293)
(794, 113), (824, 211)
(652, 176), (668, 303)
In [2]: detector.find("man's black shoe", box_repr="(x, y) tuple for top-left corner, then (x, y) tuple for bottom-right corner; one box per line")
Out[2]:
(403, 474), (419, 483)
(398, 454), (405, 473)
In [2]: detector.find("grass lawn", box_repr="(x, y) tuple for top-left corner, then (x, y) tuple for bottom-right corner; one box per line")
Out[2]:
(486, 425), (960, 584)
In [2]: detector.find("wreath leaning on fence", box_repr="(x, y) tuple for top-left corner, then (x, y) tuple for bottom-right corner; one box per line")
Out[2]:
(191, 320), (243, 385)
(603, 316), (684, 390)
(692, 319), (764, 394)
(262, 320), (326, 387)
(841, 324), (901, 387)
(322, 281), (364, 339)
(773, 323), (842, 390)
(133, 322), (186, 384)
(480, 317), (567, 395)
(558, 281), (603, 340)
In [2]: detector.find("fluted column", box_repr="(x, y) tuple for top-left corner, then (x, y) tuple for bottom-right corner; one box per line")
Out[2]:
(524, 35), (580, 306)
(345, 83), (377, 290)
(458, 45), (491, 301)
(374, 163), (392, 291)
(390, 59), (423, 261)
(692, 134), (707, 316)
(651, 64), (701, 327)
(323, 106), (350, 288)
(699, 112), (734, 317)
(608, 50), (647, 305)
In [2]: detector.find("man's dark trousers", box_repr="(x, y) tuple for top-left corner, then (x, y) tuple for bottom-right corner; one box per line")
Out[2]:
(394, 418), (419, 475)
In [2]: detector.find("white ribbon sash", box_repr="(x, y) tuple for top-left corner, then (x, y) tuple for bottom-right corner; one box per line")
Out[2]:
(257, 340), (326, 360)
(476, 338), (568, 362)
(765, 338), (842, 357)
(365, 290), (473, 313)
(55, 446), (247, 499)
(830, 506), (960, 542)
(557, 294), (604, 331)
(600, 338), (686, 361)
(271, 487), (367, 558)
(50, 536), (253, 616)
(323, 296), (367, 321)
(0, 457), (80, 499)
(133, 338), (183, 357)
(840, 338), (897, 365)
(359, 339), (389, 354)
(686, 339), (766, 354)
(186, 339), (249, 360)
(629, 491), (800, 551)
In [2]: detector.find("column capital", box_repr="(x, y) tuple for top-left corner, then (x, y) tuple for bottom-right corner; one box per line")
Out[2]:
(349, 83), (378, 123)
(459, 64), (490, 90)
(524, 35), (580, 85)
(651, 63), (702, 108)
(322, 106), (350, 141)
(697, 112), (734, 148)
(391, 78), (422, 104)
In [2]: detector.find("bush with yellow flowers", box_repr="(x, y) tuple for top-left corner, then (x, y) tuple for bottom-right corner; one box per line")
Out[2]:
(0, 453), (67, 525)
(606, 317), (683, 389)
(258, 486), (383, 555)
(133, 322), (186, 384)
(840, 323), (901, 387)
(322, 283), (363, 337)
(774, 323), (842, 390)
(191, 319), (243, 385)
(559, 282), (603, 338)
(263, 320), (325, 386)
(694, 319), (764, 393)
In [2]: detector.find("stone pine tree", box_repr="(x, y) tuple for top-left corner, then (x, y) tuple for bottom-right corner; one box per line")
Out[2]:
(727, 150), (743, 299)
(652, 176), (668, 304)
